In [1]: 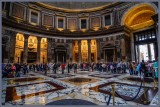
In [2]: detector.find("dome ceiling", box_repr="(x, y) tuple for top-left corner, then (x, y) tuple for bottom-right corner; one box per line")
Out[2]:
(37, 2), (115, 12)
(41, 2), (111, 9)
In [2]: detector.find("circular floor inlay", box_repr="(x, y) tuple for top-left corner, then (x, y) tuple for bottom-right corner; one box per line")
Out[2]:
(46, 99), (97, 105)
(69, 78), (92, 83)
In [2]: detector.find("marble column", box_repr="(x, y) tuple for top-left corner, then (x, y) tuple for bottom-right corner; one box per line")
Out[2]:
(96, 39), (100, 61)
(113, 49), (116, 62)
(9, 31), (17, 63)
(88, 39), (91, 63)
(147, 44), (151, 61)
(23, 34), (29, 64)
(120, 35), (126, 61)
(69, 41), (73, 62)
(37, 37), (41, 64)
(103, 50), (105, 62)
(47, 38), (52, 63)
(78, 40), (81, 63)
(131, 33), (135, 62)
(56, 51), (58, 63)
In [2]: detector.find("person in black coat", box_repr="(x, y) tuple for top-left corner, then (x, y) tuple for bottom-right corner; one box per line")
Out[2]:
(67, 63), (70, 73)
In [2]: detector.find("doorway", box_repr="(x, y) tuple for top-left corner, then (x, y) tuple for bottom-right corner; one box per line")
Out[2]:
(106, 49), (114, 62)
(136, 43), (156, 62)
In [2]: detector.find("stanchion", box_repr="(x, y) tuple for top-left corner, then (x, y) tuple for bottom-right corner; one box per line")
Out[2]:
(153, 70), (157, 90)
(141, 76), (150, 105)
(111, 84), (115, 105)
(153, 78), (157, 90)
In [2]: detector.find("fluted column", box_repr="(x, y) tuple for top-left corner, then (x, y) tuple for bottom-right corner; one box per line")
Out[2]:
(23, 34), (29, 64)
(88, 39), (91, 63)
(78, 40), (81, 63)
(37, 37), (41, 64)
(120, 35), (126, 61)
(96, 39), (100, 61)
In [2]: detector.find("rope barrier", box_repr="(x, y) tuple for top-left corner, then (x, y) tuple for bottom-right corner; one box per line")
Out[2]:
(114, 74), (144, 101)
(107, 94), (112, 105)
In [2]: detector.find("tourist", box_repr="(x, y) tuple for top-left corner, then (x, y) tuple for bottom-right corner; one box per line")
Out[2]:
(136, 63), (141, 76)
(61, 63), (66, 74)
(128, 62), (133, 75)
(110, 63), (114, 73)
(132, 62), (136, 75)
(153, 58), (158, 79)
(44, 63), (48, 75)
(67, 63), (70, 73)
(91, 62), (94, 72)
(101, 63), (106, 72)
(74, 63), (77, 73)
(15, 63), (21, 77)
(122, 62), (127, 73)
(53, 63), (57, 74)
(83, 63), (86, 71)
(117, 61), (121, 73)
(23, 64), (28, 75)
(140, 60), (147, 77)
(2, 64), (8, 78)
(11, 64), (16, 77)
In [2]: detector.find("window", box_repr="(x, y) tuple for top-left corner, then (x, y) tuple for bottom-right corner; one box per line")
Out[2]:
(58, 18), (64, 28)
(81, 19), (87, 29)
(151, 30), (155, 38)
(104, 15), (111, 26)
(30, 10), (39, 25)
(31, 11), (38, 23)
(134, 28), (156, 42)
(148, 32), (152, 39)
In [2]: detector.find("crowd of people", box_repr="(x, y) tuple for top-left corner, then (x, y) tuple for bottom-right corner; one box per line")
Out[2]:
(2, 59), (159, 79)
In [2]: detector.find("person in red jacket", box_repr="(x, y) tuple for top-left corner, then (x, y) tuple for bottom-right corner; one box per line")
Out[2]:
(61, 63), (66, 74)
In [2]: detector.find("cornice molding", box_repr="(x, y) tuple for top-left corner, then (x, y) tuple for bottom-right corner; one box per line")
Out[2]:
(3, 17), (127, 38)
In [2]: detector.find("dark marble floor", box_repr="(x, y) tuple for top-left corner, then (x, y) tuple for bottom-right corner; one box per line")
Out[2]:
(2, 70), (159, 105)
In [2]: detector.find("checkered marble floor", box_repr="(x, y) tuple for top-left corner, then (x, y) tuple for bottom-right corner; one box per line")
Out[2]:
(1, 69), (159, 106)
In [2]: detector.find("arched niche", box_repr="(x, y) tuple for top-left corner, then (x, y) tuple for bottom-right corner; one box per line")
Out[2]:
(40, 38), (48, 63)
(14, 33), (24, 63)
(121, 3), (157, 31)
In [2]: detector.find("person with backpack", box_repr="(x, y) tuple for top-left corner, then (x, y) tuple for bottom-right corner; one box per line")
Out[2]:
(140, 60), (147, 77)
(153, 58), (158, 79)
(11, 64), (16, 77)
